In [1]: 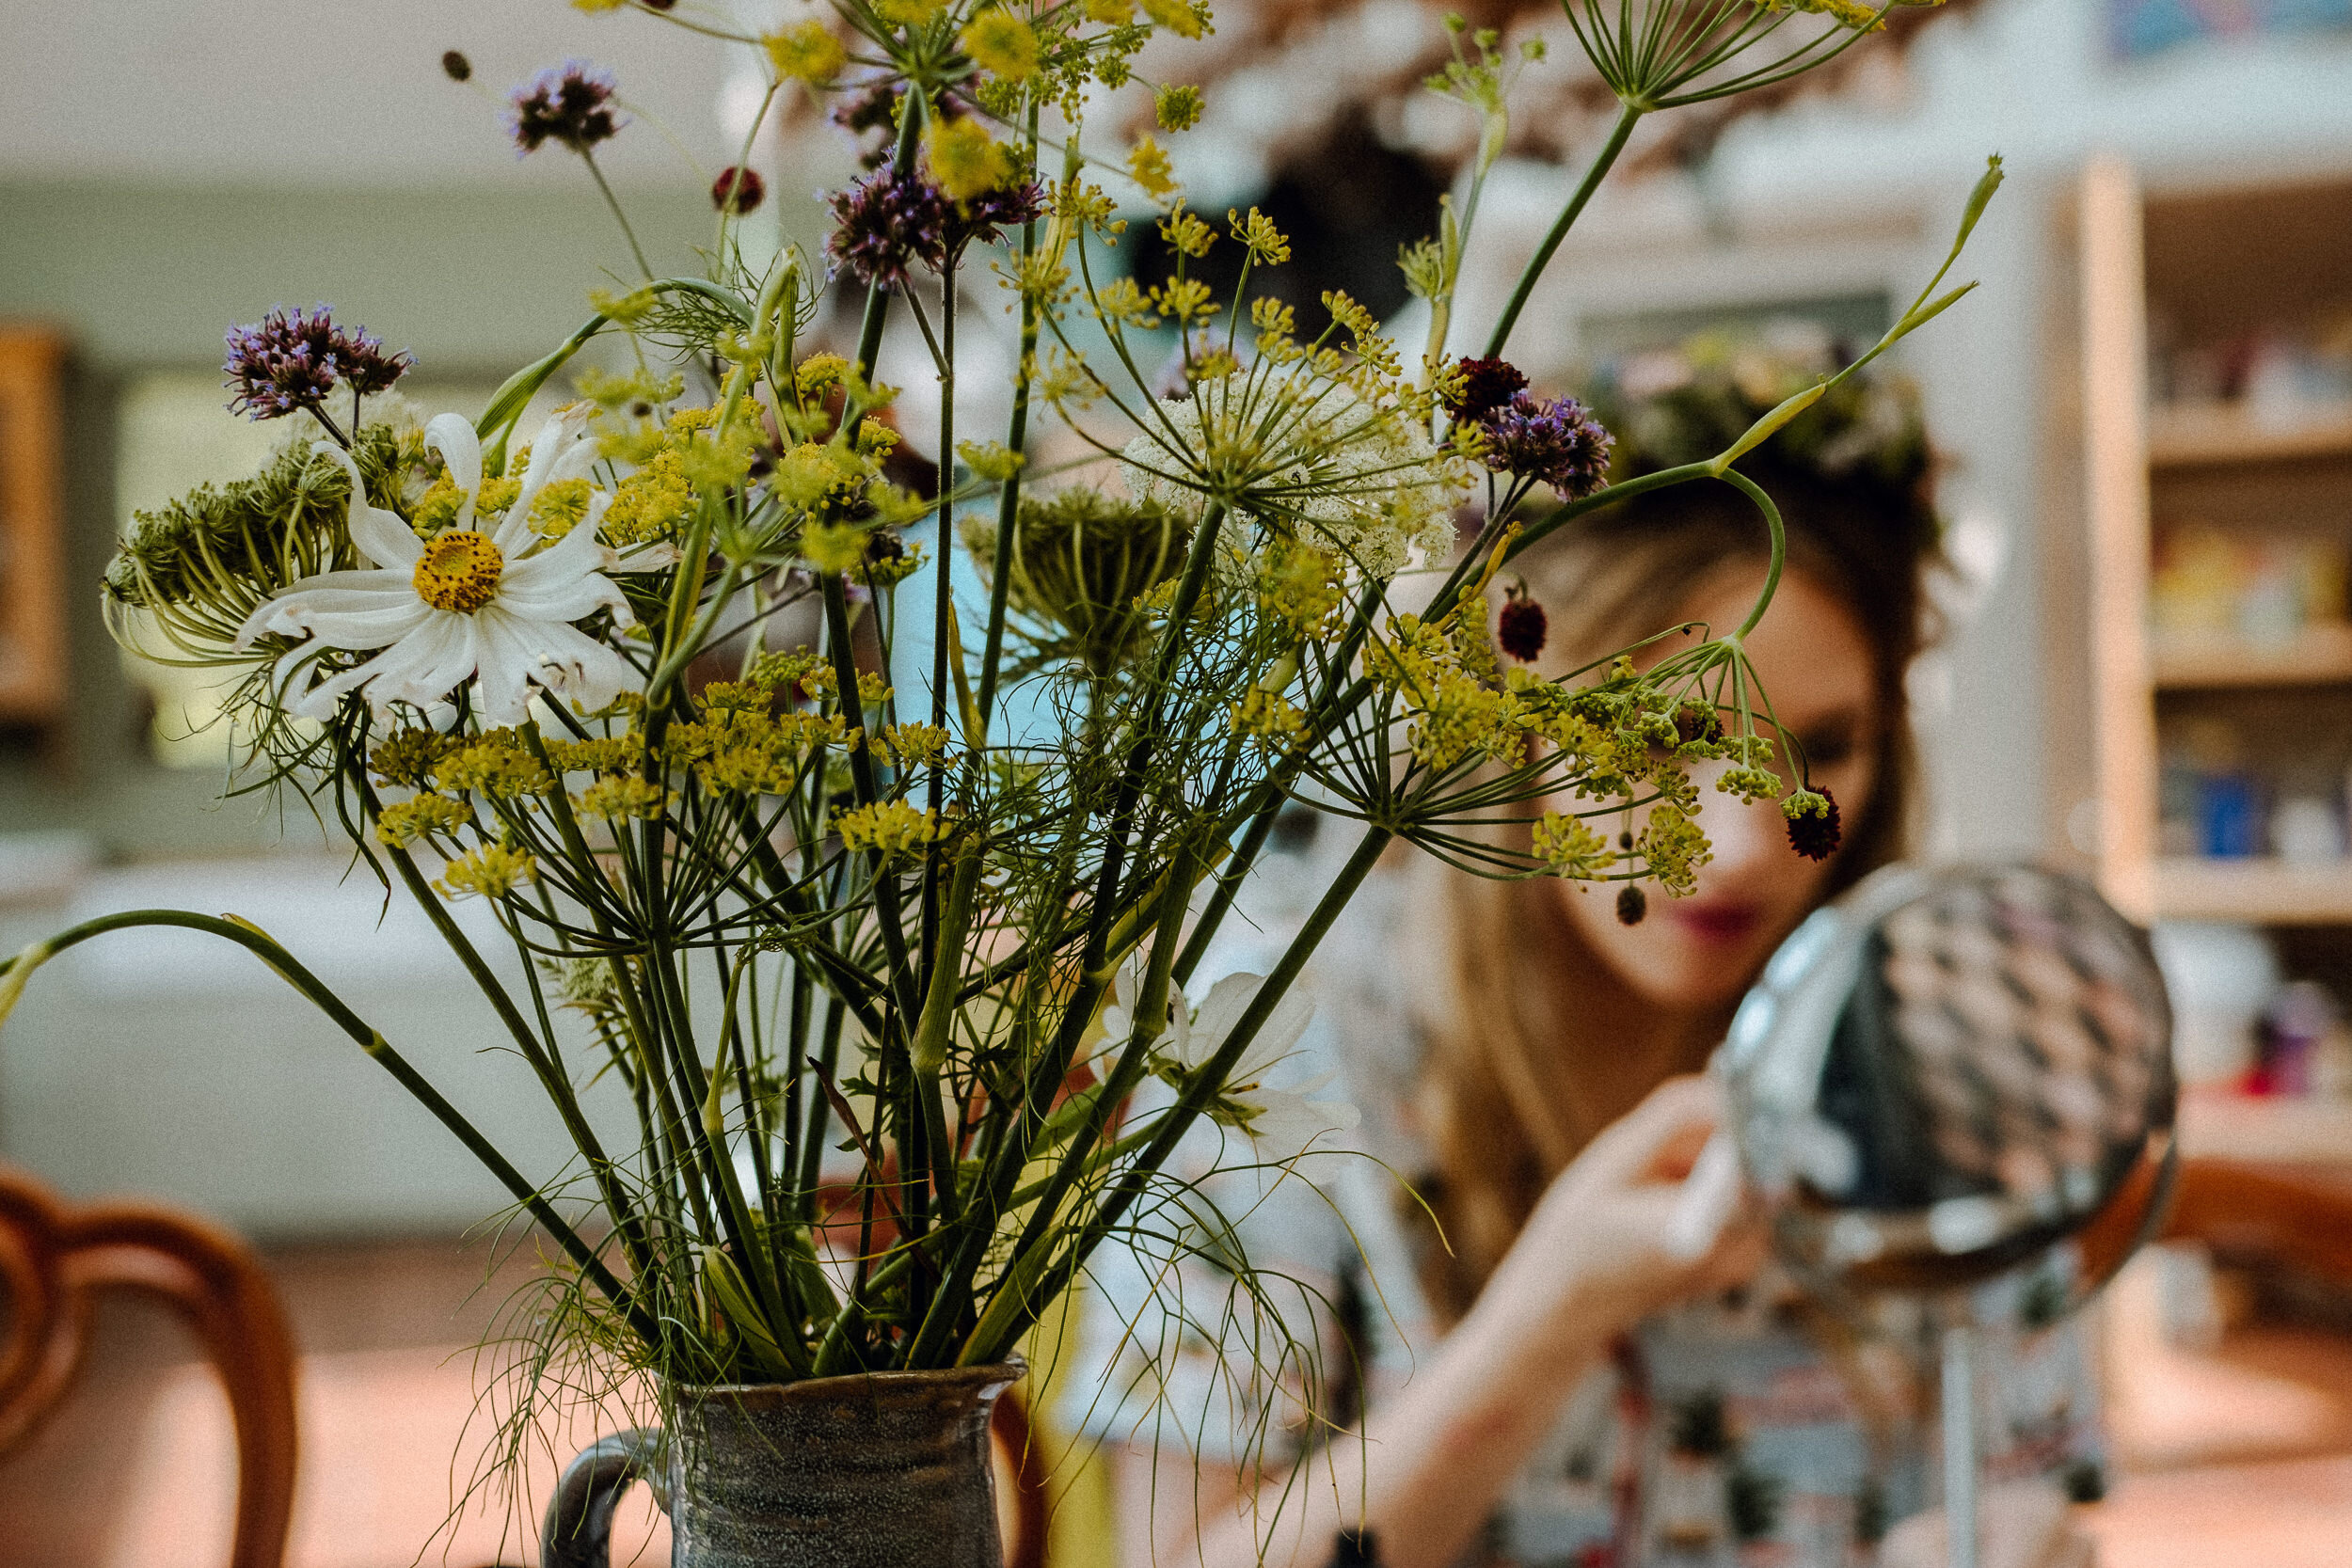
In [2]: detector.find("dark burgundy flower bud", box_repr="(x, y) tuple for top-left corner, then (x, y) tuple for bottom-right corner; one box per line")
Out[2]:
(1497, 587), (1548, 663)
(1673, 702), (1723, 746)
(1616, 884), (1647, 927)
(1785, 787), (1842, 862)
(1442, 356), (1528, 421)
(711, 166), (767, 214)
(441, 50), (473, 83)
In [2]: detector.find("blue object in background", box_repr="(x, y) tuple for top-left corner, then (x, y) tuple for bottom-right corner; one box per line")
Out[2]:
(2198, 773), (2265, 858)
(2109, 0), (2352, 59)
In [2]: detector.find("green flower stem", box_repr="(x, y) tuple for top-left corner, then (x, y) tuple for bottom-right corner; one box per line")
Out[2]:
(973, 107), (1048, 734)
(819, 571), (924, 1023)
(356, 771), (654, 1286)
(1721, 467), (1787, 640)
(854, 101), (931, 379)
(922, 269), (959, 978)
(914, 835), (1198, 1366)
(960, 822), (1396, 1367)
(580, 147), (656, 280)
(1482, 101), (1643, 363)
(798, 993), (849, 1226)
(3, 909), (657, 1349)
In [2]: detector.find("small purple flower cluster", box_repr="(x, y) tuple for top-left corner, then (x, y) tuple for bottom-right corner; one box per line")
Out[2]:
(826, 162), (1047, 287)
(509, 61), (623, 156)
(224, 306), (413, 421)
(1479, 388), (1613, 500)
(948, 178), (1046, 253)
(827, 163), (949, 287)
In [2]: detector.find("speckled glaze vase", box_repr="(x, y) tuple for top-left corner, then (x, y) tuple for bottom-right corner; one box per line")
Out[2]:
(542, 1363), (1023, 1568)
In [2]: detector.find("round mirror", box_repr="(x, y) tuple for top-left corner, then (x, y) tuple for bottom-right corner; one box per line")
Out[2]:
(1723, 863), (2177, 1308)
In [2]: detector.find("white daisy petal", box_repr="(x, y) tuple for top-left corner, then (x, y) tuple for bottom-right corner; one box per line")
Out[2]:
(425, 415), (483, 531)
(470, 612), (538, 724)
(382, 615), (482, 712)
(495, 574), (630, 625)
(274, 597), (435, 649)
(318, 446), (422, 570)
(501, 513), (609, 592)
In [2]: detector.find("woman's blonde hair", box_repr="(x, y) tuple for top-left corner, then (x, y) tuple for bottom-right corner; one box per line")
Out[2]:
(1403, 452), (1941, 1323)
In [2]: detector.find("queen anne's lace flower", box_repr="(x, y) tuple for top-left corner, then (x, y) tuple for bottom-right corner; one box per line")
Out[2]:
(236, 409), (642, 725)
(1121, 381), (1464, 579)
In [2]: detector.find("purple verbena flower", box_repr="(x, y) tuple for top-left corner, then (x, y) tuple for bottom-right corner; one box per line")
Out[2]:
(826, 161), (949, 287)
(509, 61), (624, 156)
(1478, 390), (1613, 499)
(223, 305), (414, 421)
(947, 179), (1046, 254)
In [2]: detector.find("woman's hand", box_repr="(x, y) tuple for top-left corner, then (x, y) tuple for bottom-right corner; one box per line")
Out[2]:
(1465, 1074), (1768, 1359)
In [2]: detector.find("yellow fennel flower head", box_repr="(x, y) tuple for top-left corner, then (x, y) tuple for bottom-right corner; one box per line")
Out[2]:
(432, 732), (555, 797)
(576, 775), (671, 820)
(371, 726), (459, 787)
(1127, 136), (1178, 201)
(801, 518), (871, 573)
(1155, 84), (1203, 132)
(1139, 0), (1207, 38)
(794, 353), (850, 396)
(925, 116), (1015, 201)
(373, 794), (471, 847)
(587, 285), (658, 326)
(602, 448), (691, 546)
(877, 721), (952, 769)
(526, 475), (595, 539)
(961, 7), (1041, 80)
(1231, 685), (1302, 744)
(1531, 813), (1613, 879)
(855, 417), (900, 456)
(835, 799), (948, 856)
(1086, 0), (1135, 19)
(957, 440), (1025, 483)
(763, 19), (847, 84)
(873, 0), (947, 26)
(435, 844), (539, 900)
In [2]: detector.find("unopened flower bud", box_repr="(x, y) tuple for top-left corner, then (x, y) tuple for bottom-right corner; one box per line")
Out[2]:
(442, 50), (473, 83)
(1615, 884), (1647, 926)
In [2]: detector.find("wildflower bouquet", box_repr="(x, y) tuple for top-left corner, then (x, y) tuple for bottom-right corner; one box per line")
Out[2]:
(8, 0), (1986, 1420)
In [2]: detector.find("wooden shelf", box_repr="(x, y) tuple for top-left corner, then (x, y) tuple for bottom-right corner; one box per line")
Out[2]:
(2150, 404), (2352, 467)
(2155, 858), (2352, 924)
(2178, 1091), (2352, 1164)
(2153, 625), (2352, 689)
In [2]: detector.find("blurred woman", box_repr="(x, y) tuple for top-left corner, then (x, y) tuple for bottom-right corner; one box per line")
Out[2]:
(1073, 334), (2102, 1568)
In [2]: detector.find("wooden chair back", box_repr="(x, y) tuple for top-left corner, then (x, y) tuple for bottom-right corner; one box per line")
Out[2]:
(0, 1163), (297, 1568)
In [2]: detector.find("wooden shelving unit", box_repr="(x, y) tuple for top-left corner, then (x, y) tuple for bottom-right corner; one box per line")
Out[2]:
(2153, 626), (2352, 689)
(2070, 167), (2352, 1166)
(2148, 404), (2352, 469)
(2154, 858), (2352, 925)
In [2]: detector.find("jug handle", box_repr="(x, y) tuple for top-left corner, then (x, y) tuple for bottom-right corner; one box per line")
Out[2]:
(542, 1428), (665, 1568)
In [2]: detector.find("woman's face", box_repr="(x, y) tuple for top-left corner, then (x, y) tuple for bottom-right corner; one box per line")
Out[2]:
(1552, 563), (1884, 1012)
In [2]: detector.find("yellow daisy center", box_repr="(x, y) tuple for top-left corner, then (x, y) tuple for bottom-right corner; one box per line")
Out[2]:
(412, 530), (504, 613)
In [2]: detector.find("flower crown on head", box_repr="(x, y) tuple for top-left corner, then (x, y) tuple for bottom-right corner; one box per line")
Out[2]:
(1594, 319), (1937, 536)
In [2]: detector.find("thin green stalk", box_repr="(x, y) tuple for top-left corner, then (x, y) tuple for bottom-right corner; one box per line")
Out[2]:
(580, 147), (656, 280)
(960, 823), (1393, 1366)
(3, 910), (657, 1349)
(1482, 102), (1643, 362)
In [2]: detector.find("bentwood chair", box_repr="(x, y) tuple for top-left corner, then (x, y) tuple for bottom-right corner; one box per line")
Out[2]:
(0, 1162), (297, 1568)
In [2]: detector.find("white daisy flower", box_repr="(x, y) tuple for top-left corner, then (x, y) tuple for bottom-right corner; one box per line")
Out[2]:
(1104, 959), (1359, 1160)
(237, 409), (643, 725)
